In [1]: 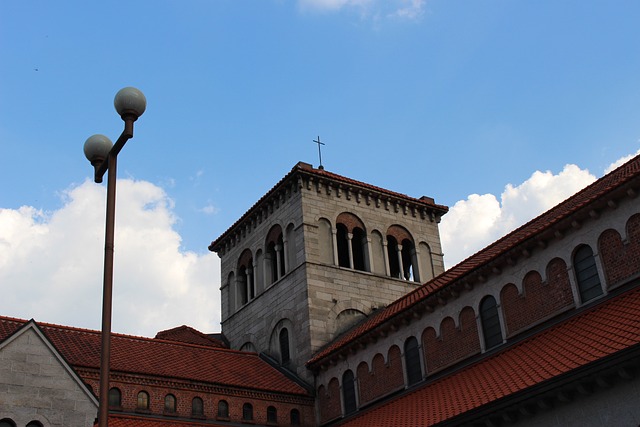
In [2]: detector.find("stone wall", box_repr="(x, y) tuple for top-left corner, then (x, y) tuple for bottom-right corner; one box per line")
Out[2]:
(0, 326), (97, 427)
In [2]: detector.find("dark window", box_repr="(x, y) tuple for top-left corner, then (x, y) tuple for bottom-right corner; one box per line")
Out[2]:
(352, 227), (367, 271)
(192, 397), (203, 417)
(217, 400), (229, 418)
(404, 336), (422, 385)
(574, 245), (603, 303)
(242, 403), (254, 421)
(26, 423), (43, 427)
(108, 387), (121, 407)
(342, 369), (357, 415)
(238, 267), (248, 305)
(337, 223), (350, 268)
(279, 327), (290, 364)
(0, 420), (16, 427)
(267, 406), (277, 423)
(164, 394), (176, 413)
(290, 409), (301, 425)
(137, 391), (149, 410)
(401, 239), (415, 281)
(480, 296), (503, 349)
(387, 236), (401, 278)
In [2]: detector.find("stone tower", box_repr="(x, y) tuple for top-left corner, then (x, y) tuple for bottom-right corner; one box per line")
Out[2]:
(208, 162), (448, 382)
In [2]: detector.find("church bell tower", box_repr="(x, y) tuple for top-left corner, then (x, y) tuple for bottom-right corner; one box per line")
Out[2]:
(209, 162), (448, 382)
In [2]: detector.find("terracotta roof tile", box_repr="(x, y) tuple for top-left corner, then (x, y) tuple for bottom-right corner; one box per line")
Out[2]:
(309, 153), (640, 366)
(98, 414), (228, 426)
(154, 325), (226, 348)
(0, 317), (308, 396)
(338, 287), (640, 426)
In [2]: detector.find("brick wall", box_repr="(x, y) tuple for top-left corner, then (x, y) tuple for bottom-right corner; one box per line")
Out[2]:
(423, 306), (481, 373)
(356, 346), (404, 405)
(85, 376), (314, 426)
(599, 213), (640, 288)
(318, 377), (341, 424)
(501, 258), (574, 337)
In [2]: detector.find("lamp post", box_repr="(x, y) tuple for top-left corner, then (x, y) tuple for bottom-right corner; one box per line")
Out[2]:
(83, 87), (146, 427)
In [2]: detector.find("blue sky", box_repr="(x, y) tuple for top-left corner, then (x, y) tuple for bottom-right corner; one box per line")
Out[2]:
(1, 1), (639, 336)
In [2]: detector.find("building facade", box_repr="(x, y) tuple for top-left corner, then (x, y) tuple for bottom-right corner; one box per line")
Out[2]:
(1, 155), (639, 427)
(209, 162), (447, 381)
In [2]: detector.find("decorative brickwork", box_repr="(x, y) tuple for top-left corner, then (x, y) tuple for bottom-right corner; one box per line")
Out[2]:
(85, 377), (313, 426)
(336, 212), (366, 232)
(423, 307), (480, 373)
(599, 213), (640, 288)
(318, 378), (342, 424)
(356, 346), (404, 405)
(501, 258), (574, 337)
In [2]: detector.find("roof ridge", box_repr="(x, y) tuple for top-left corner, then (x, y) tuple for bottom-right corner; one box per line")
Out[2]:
(209, 161), (448, 251)
(0, 315), (251, 355)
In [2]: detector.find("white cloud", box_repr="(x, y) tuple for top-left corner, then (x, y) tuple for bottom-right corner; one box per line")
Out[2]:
(199, 202), (220, 215)
(298, 0), (424, 20)
(604, 148), (640, 174)
(0, 179), (220, 338)
(440, 164), (598, 268)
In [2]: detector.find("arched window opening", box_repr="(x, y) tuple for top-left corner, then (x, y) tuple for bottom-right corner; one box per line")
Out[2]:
(238, 268), (248, 305)
(137, 391), (149, 410)
(240, 341), (257, 352)
(164, 394), (176, 413)
(237, 250), (254, 304)
(336, 223), (350, 268)
(26, 422), (43, 427)
(352, 227), (367, 271)
(290, 409), (301, 425)
(401, 238), (415, 281)
(217, 400), (229, 418)
(279, 327), (290, 364)
(342, 369), (357, 415)
(0, 421), (16, 427)
(266, 226), (286, 284)
(108, 387), (121, 407)
(242, 403), (254, 421)
(192, 397), (204, 417)
(404, 336), (422, 385)
(387, 236), (401, 278)
(480, 296), (503, 349)
(574, 245), (603, 303)
(267, 406), (278, 424)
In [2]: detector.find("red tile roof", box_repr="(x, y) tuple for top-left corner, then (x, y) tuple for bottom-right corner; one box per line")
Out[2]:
(0, 317), (308, 396)
(98, 413), (228, 427)
(209, 162), (448, 251)
(154, 325), (226, 348)
(308, 153), (640, 366)
(338, 286), (640, 426)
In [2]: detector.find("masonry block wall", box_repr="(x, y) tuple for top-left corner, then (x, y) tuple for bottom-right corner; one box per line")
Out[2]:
(0, 327), (97, 427)
(213, 163), (447, 381)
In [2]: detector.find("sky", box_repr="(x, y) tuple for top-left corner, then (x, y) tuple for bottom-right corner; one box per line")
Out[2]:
(1, 1), (639, 338)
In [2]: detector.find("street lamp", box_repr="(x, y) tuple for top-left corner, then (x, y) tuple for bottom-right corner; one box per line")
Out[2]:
(83, 87), (146, 427)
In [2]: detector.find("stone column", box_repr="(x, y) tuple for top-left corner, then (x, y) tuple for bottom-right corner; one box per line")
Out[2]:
(382, 240), (390, 276)
(275, 243), (283, 280)
(347, 232), (354, 269)
(331, 228), (339, 266)
(396, 244), (405, 280)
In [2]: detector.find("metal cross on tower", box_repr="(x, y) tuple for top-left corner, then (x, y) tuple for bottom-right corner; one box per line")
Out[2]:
(313, 136), (325, 170)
